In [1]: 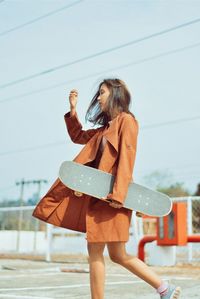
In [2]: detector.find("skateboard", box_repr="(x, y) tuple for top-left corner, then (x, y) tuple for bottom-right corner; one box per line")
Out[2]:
(58, 161), (172, 217)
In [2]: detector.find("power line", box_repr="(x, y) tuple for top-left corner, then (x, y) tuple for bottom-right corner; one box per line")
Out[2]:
(0, 17), (200, 89)
(137, 162), (200, 174)
(141, 115), (200, 129)
(15, 178), (47, 250)
(0, 185), (18, 192)
(140, 172), (200, 181)
(0, 140), (70, 156)
(0, 115), (199, 157)
(1, 40), (200, 104)
(0, 0), (84, 37)
(1, 170), (199, 194)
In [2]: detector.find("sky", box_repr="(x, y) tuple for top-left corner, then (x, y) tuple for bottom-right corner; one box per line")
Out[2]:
(0, 0), (200, 202)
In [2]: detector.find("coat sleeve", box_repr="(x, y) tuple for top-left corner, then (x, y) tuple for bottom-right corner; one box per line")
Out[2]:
(106, 115), (139, 205)
(64, 111), (101, 144)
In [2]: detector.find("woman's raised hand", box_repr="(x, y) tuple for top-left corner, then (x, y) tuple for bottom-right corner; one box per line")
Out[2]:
(69, 89), (78, 109)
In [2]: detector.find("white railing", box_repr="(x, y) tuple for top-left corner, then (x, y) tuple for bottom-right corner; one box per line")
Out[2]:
(0, 196), (200, 262)
(0, 205), (86, 261)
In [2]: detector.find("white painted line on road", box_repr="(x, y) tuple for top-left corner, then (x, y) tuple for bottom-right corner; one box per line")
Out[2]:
(163, 276), (194, 281)
(0, 270), (195, 284)
(0, 267), (61, 273)
(0, 272), (67, 279)
(0, 273), (130, 280)
(107, 274), (195, 281)
(0, 295), (53, 299)
(0, 281), (143, 292)
(0, 272), (195, 281)
(107, 281), (144, 285)
(62, 295), (90, 299)
(20, 267), (61, 273)
(106, 273), (137, 278)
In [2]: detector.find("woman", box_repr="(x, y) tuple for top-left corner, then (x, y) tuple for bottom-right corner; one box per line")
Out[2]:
(32, 78), (180, 299)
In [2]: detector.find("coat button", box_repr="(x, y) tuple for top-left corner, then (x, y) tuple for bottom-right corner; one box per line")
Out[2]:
(74, 191), (83, 197)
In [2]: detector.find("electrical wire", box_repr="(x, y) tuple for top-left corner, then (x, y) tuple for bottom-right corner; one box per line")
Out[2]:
(1, 40), (200, 104)
(0, 185), (18, 192)
(0, 0), (84, 37)
(141, 115), (200, 129)
(0, 17), (200, 89)
(0, 140), (70, 156)
(0, 114), (199, 157)
(0, 169), (199, 193)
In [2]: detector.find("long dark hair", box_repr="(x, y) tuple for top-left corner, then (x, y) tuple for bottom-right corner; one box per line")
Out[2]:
(85, 78), (135, 127)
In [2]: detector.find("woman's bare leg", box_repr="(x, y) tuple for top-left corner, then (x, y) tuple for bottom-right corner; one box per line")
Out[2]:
(107, 242), (162, 288)
(87, 242), (106, 299)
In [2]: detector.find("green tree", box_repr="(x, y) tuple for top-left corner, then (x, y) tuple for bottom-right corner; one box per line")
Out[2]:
(158, 182), (190, 197)
(141, 170), (190, 196)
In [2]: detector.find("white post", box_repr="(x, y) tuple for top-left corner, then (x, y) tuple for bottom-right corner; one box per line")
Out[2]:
(138, 216), (144, 240)
(187, 196), (193, 262)
(46, 223), (53, 262)
(132, 212), (139, 254)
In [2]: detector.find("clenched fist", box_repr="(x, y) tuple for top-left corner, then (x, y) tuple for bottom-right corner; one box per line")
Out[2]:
(69, 89), (78, 109)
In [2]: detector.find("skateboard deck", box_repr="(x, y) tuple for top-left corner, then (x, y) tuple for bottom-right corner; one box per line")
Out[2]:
(58, 161), (172, 217)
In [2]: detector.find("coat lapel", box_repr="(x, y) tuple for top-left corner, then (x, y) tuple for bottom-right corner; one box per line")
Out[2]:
(73, 113), (122, 166)
(73, 132), (103, 164)
(102, 113), (121, 153)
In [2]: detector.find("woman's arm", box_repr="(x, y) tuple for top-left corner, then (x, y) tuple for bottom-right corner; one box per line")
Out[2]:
(106, 115), (139, 205)
(64, 111), (100, 144)
(65, 89), (101, 144)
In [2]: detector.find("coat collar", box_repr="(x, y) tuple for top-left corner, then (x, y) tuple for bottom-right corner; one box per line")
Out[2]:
(102, 112), (125, 153)
(73, 112), (126, 166)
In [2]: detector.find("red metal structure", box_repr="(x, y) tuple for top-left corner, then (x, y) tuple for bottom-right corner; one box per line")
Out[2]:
(157, 202), (187, 246)
(138, 235), (200, 261)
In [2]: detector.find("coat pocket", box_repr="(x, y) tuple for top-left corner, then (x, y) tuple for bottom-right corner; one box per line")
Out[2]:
(32, 178), (72, 222)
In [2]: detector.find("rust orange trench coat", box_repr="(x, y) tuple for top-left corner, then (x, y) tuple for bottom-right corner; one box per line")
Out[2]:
(32, 111), (139, 242)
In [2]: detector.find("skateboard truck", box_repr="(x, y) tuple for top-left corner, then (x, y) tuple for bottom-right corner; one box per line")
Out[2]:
(74, 191), (83, 197)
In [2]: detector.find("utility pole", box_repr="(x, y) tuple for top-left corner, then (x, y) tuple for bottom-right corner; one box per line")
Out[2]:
(32, 179), (48, 251)
(16, 179), (47, 252)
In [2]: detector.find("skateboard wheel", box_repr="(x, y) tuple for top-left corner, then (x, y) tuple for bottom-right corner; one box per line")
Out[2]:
(74, 191), (83, 197)
(106, 198), (113, 202)
(136, 211), (143, 217)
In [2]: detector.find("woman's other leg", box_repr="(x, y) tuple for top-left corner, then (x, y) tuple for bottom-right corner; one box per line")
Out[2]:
(87, 242), (106, 299)
(107, 241), (162, 288)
